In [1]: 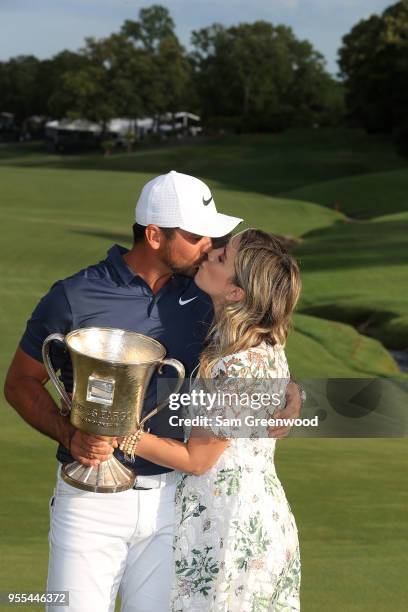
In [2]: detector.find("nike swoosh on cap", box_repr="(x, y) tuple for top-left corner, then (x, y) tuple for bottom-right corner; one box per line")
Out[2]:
(179, 296), (198, 306)
(202, 196), (213, 206)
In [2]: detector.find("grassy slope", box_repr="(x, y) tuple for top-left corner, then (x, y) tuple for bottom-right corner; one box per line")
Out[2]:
(0, 127), (405, 194)
(287, 314), (400, 377)
(282, 168), (408, 219)
(292, 219), (408, 349)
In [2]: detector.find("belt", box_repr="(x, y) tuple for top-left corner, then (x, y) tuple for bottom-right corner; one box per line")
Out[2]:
(132, 471), (179, 490)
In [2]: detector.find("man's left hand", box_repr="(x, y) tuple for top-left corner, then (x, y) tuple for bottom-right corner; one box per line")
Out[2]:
(268, 381), (301, 439)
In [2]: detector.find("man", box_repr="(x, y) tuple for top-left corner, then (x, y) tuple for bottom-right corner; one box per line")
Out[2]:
(4, 170), (302, 612)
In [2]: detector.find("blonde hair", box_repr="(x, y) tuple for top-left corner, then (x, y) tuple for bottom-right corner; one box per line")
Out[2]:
(198, 228), (302, 378)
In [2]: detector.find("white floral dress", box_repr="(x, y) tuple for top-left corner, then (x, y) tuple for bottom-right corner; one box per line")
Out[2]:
(170, 341), (301, 611)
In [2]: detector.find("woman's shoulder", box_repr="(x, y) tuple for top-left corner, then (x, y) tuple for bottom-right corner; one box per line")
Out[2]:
(212, 341), (289, 378)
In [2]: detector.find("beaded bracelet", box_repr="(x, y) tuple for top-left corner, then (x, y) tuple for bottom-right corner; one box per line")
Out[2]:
(119, 429), (144, 461)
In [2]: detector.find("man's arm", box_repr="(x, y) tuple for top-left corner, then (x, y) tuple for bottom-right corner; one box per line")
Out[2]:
(4, 347), (114, 467)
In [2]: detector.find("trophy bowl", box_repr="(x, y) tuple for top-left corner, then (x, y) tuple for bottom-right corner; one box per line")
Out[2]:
(42, 327), (185, 493)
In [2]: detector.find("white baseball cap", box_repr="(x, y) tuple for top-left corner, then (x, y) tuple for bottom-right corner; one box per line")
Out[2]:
(135, 170), (243, 238)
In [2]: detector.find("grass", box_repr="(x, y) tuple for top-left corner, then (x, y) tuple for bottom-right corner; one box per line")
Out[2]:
(292, 218), (408, 349)
(0, 128), (406, 194)
(287, 314), (400, 377)
(283, 168), (408, 219)
(278, 438), (408, 612)
(0, 128), (407, 611)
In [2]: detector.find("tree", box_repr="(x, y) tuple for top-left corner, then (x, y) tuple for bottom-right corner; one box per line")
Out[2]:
(49, 34), (154, 128)
(0, 51), (87, 123)
(339, 0), (408, 133)
(0, 56), (42, 120)
(121, 5), (193, 117)
(121, 4), (175, 51)
(190, 21), (341, 131)
(39, 51), (87, 117)
(45, 5), (193, 133)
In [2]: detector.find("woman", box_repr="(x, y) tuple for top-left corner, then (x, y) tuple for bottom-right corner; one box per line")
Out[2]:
(122, 228), (302, 611)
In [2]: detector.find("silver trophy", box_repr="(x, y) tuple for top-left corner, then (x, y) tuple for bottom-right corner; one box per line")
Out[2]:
(42, 327), (185, 493)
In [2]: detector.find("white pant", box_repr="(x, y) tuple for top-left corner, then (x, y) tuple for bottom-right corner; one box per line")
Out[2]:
(46, 466), (178, 612)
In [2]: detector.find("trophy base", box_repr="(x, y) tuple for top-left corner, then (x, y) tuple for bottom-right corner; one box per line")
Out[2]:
(61, 457), (136, 493)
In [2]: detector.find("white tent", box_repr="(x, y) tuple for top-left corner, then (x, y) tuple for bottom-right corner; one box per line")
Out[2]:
(45, 119), (102, 135)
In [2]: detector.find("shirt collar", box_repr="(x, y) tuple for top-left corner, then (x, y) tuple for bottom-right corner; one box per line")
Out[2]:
(106, 244), (139, 286)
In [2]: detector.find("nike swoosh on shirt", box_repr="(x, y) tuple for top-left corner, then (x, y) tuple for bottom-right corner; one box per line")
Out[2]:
(179, 296), (198, 306)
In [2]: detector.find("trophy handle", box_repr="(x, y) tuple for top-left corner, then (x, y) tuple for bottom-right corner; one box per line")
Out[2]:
(139, 357), (185, 429)
(42, 333), (72, 416)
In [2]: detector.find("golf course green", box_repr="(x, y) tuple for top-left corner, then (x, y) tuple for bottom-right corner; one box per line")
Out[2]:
(0, 128), (407, 611)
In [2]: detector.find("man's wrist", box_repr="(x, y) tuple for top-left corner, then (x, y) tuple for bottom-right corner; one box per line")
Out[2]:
(59, 418), (76, 451)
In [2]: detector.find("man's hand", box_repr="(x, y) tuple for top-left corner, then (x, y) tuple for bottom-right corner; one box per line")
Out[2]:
(69, 431), (118, 467)
(268, 381), (302, 439)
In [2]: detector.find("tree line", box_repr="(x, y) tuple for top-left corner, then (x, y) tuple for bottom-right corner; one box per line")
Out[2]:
(0, 5), (343, 134)
(1, 1), (407, 145)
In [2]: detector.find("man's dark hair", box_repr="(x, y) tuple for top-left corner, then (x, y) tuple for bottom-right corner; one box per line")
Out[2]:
(132, 223), (177, 244)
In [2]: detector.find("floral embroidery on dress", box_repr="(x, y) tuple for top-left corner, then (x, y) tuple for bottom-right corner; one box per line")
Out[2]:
(232, 512), (271, 571)
(213, 467), (242, 496)
(175, 545), (220, 597)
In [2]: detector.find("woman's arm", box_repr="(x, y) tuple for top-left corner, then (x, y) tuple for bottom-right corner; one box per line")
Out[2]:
(133, 354), (246, 475)
(133, 429), (229, 476)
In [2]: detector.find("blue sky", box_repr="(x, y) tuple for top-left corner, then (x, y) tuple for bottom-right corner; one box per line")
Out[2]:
(0, 0), (393, 74)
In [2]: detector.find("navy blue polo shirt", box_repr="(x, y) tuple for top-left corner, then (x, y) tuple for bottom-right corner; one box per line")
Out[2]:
(20, 244), (213, 475)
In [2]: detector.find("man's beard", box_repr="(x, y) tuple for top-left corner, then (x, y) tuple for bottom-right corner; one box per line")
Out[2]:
(162, 248), (201, 277)
(167, 261), (198, 277)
